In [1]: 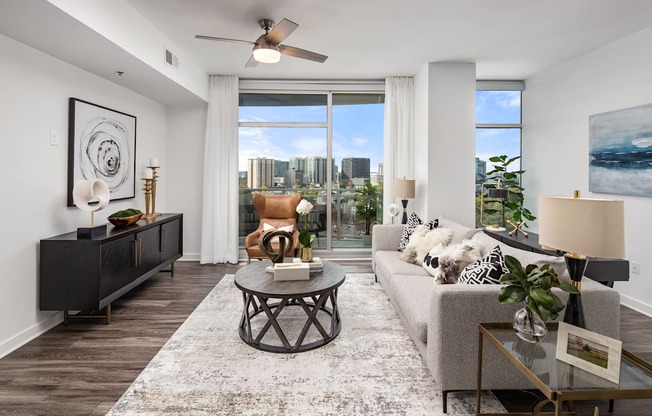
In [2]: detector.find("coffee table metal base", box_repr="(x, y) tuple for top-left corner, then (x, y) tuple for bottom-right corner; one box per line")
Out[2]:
(238, 289), (341, 353)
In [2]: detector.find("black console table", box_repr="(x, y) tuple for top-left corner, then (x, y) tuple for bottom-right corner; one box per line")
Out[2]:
(39, 213), (183, 323)
(484, 228), (629, 287)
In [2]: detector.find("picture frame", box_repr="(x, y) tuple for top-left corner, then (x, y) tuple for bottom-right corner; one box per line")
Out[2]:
(556, 322), (623, 383)
(589, 102), (652, 197)
(67, 98), (137, 206)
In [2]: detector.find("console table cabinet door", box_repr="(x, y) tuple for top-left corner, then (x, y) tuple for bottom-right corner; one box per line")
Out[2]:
(160, 219), (181, 263)
(100, 237), (137, 299)
(137, 227), (162, 275)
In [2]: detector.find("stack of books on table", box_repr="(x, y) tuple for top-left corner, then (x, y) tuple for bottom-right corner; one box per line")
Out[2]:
(293, 257), (323, 272)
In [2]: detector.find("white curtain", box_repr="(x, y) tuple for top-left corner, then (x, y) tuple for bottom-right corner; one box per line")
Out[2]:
(200, 75), (239, 264)
(383, 76), (414, 224)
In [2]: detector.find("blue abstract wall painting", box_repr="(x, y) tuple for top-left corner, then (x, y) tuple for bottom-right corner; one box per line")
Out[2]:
(67, 98), (137, 206)
(589, 103), (652, 197)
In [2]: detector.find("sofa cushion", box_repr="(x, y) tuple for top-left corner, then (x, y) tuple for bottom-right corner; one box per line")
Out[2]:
(458, 245), (507, 284)
(390, 274), (433, 344)
(438, 215), (481, 244)
(375, 250), (431, 279)
(472, 232), (567, 277)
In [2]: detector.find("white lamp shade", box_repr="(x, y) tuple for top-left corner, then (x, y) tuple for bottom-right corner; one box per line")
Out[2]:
(73, 179), (110, 212)
(394, 178), (415, 199)
(539, 195), (625, 258)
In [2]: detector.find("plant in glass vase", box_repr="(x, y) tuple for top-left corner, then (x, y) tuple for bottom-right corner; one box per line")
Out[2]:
(499, 255), (579, 343)
(296, 199), (315, 262)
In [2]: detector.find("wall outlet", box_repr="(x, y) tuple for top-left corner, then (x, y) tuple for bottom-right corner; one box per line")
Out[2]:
(632, 261), (640, 275)
(50, 130), (59, 146)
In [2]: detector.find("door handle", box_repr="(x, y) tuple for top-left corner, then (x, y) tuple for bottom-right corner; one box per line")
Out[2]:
(160, 229), (166, 252)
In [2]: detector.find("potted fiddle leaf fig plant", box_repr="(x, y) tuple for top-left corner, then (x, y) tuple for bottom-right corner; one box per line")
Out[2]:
(486, 154), (536, 235)
(498, 255), (579, 342)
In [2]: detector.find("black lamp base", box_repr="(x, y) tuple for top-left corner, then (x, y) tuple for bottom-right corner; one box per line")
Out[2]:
(563, 253), (589, 328)
(401, 199), (408, 224)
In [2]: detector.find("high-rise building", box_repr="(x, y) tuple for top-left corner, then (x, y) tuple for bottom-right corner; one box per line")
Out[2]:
(274, 160), (289, 178)
(289, 157), (306, 173)
(247, 157), (275, 189)
(285, 169), (304, 188)
(341, 157), (370, 184)
(305, 156), (328, 185)
(475, 157), (487, 193)
(377, 162), (384, 184)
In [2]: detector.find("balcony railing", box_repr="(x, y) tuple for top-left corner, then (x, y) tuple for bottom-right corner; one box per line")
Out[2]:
(239, 187), (382, 249)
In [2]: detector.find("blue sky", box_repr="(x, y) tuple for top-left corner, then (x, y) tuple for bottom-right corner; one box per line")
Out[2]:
(238, 91), (520, 174)
(239, 102), (384, 173)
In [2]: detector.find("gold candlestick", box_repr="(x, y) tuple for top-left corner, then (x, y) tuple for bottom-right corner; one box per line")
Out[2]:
(148, 166), (162, 217)
(142, 178), (153, 219)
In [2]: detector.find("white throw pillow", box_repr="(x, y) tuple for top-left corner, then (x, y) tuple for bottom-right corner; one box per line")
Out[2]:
(399, 226), (453, 265)
(262, 223), (294, 243)
(423, 239), (482, 284)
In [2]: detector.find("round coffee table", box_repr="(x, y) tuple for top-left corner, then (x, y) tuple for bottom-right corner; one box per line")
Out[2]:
(234, 260), (346, 353)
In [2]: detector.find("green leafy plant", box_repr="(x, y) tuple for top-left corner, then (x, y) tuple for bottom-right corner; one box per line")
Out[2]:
(485, 155), (536, 228)
(109, 208), (142, 218)
(498, 255), (579, 321)
(354, 182), (379, 235)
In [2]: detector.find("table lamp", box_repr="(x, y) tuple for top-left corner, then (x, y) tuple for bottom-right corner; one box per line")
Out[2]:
(538, 192), (625, 328)
(480, 180), (509, 230)
(393, 177), (415, 224)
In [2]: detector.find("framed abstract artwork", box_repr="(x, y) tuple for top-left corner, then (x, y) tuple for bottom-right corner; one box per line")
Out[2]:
(67, 98), (137, 206)
(589, 103), (652, 197)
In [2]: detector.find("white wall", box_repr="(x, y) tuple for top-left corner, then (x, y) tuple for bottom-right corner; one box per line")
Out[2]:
(0, 33), (167, 357)
(523, 26), (652, 316)
(413, 62), (476, 226)
(166, 105), (208, 260)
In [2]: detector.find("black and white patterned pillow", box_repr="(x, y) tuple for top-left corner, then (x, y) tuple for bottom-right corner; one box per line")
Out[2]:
(398, 213), (438, 252)
(458, 245), (507, 284)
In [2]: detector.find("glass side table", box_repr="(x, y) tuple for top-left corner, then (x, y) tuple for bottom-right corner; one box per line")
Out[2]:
(477, 323), (652, 416)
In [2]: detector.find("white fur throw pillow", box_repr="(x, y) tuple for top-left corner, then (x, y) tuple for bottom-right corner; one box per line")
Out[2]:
(398, 226), (453, 265)
(262, 223), (294, 243)
(423, 239), (482, 284)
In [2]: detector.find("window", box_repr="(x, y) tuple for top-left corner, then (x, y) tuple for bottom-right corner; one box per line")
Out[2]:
(475, 86), (523, 227)
(238, 89), (384, 250)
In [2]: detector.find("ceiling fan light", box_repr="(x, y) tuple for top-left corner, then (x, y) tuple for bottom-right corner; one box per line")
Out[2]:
(253, 44), (281, 63)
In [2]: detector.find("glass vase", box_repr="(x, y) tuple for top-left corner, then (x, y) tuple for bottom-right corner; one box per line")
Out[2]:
(300, 247), (313, 262)
(513, 307), (547, 343)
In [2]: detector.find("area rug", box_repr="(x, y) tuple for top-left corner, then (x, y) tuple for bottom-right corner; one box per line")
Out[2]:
(108, 273), (506, 415)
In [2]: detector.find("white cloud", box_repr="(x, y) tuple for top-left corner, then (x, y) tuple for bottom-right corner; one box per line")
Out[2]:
(352, 136), (368, 146)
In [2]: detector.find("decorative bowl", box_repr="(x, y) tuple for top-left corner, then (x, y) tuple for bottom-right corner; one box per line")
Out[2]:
(108, 213), (143, 228)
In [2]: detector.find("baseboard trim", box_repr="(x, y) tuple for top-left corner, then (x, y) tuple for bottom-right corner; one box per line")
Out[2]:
(0, 312), (62, 359)
(620, 293), (652, 318)
(179, 253), (200, 261)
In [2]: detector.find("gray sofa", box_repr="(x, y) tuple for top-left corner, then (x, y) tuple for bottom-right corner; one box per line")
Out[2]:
(372, 218), (621, 410)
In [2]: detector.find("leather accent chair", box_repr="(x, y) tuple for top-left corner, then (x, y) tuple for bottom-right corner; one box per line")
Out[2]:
(245, 192), (301, 262)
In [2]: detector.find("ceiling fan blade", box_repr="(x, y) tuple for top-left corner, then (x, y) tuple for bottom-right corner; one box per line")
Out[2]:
(266, 18), (298, 44)
(279, 44), (328, 63)
(195, 35), (255, 46)
(245, 54), (259, 68)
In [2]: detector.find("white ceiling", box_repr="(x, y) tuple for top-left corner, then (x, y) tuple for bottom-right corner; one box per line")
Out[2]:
(2, 1), (652, 106)
(125, 0), (652, 80)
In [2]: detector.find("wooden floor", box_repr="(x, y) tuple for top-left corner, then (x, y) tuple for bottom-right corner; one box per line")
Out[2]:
(0, 262), (651, 415)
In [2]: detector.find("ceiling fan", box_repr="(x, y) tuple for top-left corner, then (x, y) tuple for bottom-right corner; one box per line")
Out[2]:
(195, 18), (328, 67)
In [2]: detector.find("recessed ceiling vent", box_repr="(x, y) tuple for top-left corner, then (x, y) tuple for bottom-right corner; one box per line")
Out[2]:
(165, 48), (180, 69)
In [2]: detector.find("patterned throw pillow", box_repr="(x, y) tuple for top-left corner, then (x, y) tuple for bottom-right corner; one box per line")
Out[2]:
(398, 213), (439, 252)
(458, 245), (508, 285)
